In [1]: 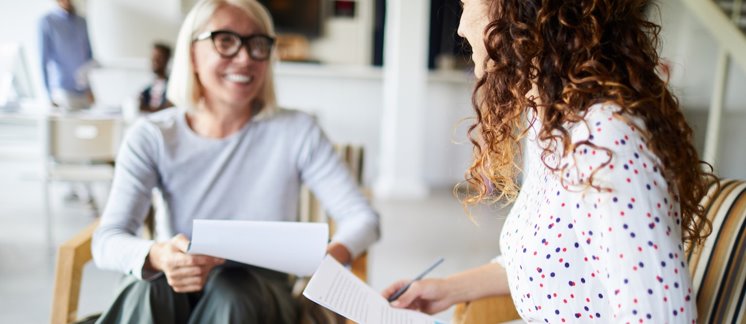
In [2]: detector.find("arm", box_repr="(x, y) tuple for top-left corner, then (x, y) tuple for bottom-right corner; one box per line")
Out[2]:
(296, 116), (380, 262)
(383, 262), (510, 314)
(82, 18), (93, 62)
(82, 18), (95, 104)
(567, 107), (696, 322)
(91, 120), (161, 279)
(92, 119), (223, 288)
(38, 17), (53, 102)
(138, 87), (151, 112)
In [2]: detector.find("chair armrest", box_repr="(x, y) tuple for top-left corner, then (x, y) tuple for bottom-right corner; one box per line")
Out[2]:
(452, 295), (521, 324)
(51, 219), (100, 324)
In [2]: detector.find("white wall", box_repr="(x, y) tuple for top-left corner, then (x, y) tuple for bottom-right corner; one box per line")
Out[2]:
(88, 0), (182, 62)
(273, 63), (475, 187)
(656, 0), (746, 112)
(655, 0), (746, 179)
(0, 0), (56, 99)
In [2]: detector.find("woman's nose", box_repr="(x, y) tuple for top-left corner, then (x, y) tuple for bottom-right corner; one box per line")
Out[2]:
(232, 44), (254, 63)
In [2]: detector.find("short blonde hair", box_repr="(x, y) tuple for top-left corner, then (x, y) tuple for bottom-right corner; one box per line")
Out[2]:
(167, 0), (277, 117)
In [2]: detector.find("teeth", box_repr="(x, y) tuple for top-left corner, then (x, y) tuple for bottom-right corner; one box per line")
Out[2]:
(225, 74), (252, 83)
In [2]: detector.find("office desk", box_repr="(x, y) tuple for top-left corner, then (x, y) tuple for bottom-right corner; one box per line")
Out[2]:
(1, 102), (123, 248)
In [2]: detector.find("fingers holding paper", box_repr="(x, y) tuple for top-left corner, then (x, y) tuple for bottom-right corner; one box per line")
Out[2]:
(147, 234), (225, 292)
(383, 278), (453, 315)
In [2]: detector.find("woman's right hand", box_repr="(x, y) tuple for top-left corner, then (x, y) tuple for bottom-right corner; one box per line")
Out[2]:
(382, 278), (454, 314)
(146, 234), (225, 292)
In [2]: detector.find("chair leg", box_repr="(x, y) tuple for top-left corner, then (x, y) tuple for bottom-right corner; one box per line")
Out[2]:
(43, 179), (53, 249)
(84, 183), (98, 216)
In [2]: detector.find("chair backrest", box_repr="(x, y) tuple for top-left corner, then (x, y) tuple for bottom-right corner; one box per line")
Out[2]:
(687, 179), (746, 324)
(48, 116), (122, 163)
(299, 144), (368, 283)
(299, 144), (365, 224)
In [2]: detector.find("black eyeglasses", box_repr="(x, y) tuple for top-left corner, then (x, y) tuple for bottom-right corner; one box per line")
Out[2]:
(194, 30), (275, 61)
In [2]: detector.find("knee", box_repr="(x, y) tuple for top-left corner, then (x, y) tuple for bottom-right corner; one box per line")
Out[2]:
(201, 266), (283, 320)
(206, 266), (269, 302)
(126, 275), (180, 307)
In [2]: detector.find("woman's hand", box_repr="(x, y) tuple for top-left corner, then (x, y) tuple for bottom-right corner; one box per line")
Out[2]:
(327, 241), (352, 265)
(146, 234), (224, 292)
(382, 278), (454, 314)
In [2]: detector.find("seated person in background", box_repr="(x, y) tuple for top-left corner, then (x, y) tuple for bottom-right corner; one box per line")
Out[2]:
(92, 0), (380, 323)
(383, 0), (715, 322)
(138, 42), (173, 113)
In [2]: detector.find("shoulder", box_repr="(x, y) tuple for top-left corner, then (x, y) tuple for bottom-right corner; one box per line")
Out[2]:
(38, 11), (55, 27)
(560, 103), (658, 189)
(126, 107), (182, 143)
(568, 102), (647, 153)
(74, 14), (88, 26)
(259, 107), (318, 131)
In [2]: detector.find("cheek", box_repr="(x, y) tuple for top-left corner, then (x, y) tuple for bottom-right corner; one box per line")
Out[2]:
(192, 45), (218, 77)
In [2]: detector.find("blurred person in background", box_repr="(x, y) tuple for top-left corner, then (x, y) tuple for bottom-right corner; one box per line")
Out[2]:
(139, 42), (173, 113)
(39, 0), (95, 110)
(39, 0), (97, 203)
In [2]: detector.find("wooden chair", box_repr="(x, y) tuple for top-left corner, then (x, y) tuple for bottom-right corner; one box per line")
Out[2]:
(51, 144), (371, 324)
(452, 179), (746, 324)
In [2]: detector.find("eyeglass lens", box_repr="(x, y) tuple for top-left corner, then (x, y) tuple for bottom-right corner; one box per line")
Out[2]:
(212, 32), (272, 60)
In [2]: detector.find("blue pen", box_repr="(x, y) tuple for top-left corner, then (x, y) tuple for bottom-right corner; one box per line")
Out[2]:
(388, 257), (445, 302)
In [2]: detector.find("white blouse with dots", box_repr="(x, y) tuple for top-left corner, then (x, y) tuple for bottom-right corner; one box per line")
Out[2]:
(499, 103), (696, 323)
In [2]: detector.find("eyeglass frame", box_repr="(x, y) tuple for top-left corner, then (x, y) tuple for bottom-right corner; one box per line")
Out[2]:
(193, 30), (276, 61)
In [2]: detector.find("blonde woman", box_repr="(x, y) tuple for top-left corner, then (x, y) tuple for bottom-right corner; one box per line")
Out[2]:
(92, 0), (379, 322)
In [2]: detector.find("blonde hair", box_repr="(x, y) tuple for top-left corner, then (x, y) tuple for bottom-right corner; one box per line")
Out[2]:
(167, 0), (278, 118)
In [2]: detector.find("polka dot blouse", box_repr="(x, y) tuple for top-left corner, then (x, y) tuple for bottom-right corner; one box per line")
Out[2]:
(499, 103), (696, 323)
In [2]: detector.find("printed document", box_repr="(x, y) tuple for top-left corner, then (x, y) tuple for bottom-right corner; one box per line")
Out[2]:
(188, 219), (328, 276)
(303, 255), (448, 324)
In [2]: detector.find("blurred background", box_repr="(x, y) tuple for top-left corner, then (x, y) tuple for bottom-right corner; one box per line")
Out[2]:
(0, 0), (744, 322)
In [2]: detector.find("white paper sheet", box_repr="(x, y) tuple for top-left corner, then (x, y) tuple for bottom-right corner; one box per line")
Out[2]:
(303, 255), (448, 324)
(188, 219), (328, 276)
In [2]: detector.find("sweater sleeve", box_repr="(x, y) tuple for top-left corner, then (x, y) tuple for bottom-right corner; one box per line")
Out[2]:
(38, 16), (52, 100)
(91, 119), (161, 279)
(295, 117), (380, 258)
(564, 106), (696, 323)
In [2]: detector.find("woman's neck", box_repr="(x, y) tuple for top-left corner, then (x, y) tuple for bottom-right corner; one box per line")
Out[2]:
(187, 100), (254, 139)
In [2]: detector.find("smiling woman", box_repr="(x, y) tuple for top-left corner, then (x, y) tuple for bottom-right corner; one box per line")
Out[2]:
(90, 0), (380, 323)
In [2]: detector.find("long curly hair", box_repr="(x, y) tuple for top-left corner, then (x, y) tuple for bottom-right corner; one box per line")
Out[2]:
(461, 0), (716, 247)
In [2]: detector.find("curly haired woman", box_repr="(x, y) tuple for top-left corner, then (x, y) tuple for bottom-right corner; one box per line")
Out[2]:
(383, 0), (716, 322)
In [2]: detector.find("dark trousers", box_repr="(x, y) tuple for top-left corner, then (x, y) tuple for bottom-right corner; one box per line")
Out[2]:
(95, 263), (299, 324)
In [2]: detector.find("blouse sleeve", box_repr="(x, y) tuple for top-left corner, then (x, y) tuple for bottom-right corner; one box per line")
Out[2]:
(563, 106), (696, 323)
(91, 119), (160, 280)
(294, 116), (380, 258)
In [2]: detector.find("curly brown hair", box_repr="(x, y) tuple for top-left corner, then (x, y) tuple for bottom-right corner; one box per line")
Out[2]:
(461, 0), (716, 247)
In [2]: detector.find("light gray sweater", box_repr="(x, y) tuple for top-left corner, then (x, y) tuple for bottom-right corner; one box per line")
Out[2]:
(92, 107), (380, 279)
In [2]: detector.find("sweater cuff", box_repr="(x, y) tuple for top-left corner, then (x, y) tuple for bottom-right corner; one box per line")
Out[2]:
(128, 240), (159, 280)
(331, 218), (380, 259)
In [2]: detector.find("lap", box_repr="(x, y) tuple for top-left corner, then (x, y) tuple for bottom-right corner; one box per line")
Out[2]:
(96, 263), (297, 324)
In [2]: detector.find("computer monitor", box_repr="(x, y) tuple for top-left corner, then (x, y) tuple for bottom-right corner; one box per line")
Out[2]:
(0, 43), (36, 109)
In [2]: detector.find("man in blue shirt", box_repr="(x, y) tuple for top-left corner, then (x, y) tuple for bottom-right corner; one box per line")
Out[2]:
(39, 0), (94, 110)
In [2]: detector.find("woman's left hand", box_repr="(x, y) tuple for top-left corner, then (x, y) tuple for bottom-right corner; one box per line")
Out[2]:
(327, 242), (352, 265)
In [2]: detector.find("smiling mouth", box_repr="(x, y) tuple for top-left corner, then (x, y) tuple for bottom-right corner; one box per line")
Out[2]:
(224, 74), (253, 84)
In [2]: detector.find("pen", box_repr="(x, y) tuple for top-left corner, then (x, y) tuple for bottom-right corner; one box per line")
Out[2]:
(387, 257), (445, 302)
